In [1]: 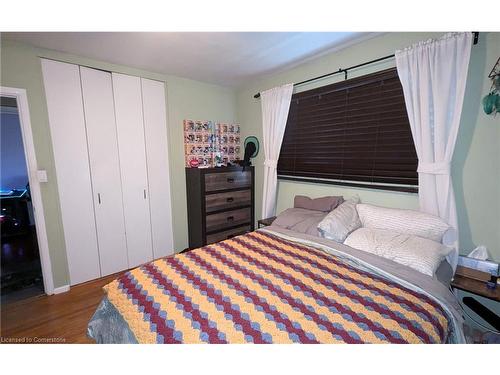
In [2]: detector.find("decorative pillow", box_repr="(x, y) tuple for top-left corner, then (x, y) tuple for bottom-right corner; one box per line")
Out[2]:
(294, 195), (344, 212)
(356, 203), (450, 243)
(344, 227), (452, 276)
(317, 196), (361, 243)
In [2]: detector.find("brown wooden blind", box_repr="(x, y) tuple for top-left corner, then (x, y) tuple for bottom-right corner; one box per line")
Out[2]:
(277, 67), (418, 192)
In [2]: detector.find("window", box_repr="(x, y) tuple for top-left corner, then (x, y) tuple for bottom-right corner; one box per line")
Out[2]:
(277, 68), (418, 193)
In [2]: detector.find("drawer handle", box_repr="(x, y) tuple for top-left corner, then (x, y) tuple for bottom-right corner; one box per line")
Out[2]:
(227, 177), (234, 183)
(226, 197), (234, 202)
(227, 216), (234, 222)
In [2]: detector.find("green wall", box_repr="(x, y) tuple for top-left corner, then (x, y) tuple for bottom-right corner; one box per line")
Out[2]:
(0, 38), (236, 288)
(236, 32), (500, 261)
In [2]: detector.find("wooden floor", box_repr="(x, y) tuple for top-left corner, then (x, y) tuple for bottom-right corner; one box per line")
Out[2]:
(1, 273), (122, 343)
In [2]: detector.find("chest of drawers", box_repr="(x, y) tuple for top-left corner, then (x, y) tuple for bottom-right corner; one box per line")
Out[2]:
(185, 166), (255, 249)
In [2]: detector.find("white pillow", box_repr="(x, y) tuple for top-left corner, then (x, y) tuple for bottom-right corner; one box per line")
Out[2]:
(344, 227), (452, 276)
(317, 196), (361, 243)
(356, 203), (450, 243)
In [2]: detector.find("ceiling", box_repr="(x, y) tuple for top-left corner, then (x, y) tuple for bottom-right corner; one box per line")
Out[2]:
(2, 32), (377, 87)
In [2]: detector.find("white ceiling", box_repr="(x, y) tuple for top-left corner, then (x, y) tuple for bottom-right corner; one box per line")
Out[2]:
(2, 32), (377, 87)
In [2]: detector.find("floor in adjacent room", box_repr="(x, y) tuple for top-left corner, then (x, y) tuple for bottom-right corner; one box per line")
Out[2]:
(1, 227), (44, 304)
(0, 273), (121, 343)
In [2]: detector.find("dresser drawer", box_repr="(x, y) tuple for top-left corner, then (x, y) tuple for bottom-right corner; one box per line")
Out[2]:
(205, 171), (251, 192)
(206, 207), (251, 232)
(205, 189), (251, 213)
(206, 225), (252, 245)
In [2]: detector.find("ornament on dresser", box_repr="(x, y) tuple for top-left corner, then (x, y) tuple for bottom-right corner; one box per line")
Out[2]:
(183, 119), (241, 168)
(237, 136), (259, 169)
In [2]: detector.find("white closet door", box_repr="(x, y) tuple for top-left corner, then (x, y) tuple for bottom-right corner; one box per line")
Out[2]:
(141, 78), (174, 258)
(41, 59), (101, 285)
(112, 73), (153, 267)
(80, 67), (128, 276)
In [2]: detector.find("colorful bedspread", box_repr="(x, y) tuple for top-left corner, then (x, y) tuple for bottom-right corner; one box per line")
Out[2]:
(103, 231), (453, 343)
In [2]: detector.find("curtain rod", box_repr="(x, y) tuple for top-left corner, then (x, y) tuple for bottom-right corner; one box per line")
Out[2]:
(253, 32), (479, 99)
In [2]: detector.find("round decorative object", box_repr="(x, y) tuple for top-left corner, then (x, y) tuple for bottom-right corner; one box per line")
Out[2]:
(189, 158), (200, 168)
(482, 92), (498, 115)
(244, 136), (259, 158)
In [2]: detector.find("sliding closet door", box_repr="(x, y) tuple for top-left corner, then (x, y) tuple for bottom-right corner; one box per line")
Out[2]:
(112, 73), (153, 267)
(141, 78), (174, 258)
(80, 67), (128, 276)
(41, 59), (101, 285)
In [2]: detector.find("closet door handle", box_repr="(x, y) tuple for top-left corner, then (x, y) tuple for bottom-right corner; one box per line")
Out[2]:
(143, 189), (147, 199)
(97, 193), (101, 204)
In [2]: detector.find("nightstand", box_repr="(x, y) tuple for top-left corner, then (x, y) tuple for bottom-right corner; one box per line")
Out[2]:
(258, 216), (276, 228)
(451, 268), (500, 332)
(451, 274), (500, 303)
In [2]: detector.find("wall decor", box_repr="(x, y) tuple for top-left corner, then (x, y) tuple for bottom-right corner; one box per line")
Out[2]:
(184, 120), (214, 168)
(214, 122), (241, 167)
(482, 57), (500, 116)
(184, 119), (241, 168)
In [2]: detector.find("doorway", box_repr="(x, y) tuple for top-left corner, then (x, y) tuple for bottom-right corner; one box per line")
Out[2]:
(0, 87), (53, 303)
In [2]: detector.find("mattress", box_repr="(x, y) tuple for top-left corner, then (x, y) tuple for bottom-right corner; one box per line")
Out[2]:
(87, 227), (464, 344)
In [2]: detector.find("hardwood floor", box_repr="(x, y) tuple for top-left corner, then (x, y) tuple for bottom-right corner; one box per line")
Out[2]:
(0, 273), (122, 343)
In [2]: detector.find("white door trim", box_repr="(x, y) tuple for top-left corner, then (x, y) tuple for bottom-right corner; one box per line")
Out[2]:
(1, 86), (55, 295)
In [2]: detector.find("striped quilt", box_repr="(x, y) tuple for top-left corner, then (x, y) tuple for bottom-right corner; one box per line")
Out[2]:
(103, 231), (451, 343)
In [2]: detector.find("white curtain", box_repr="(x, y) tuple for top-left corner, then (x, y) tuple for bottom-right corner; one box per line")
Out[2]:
(395, 32), (473, 271)
(261, 84), (294, 218)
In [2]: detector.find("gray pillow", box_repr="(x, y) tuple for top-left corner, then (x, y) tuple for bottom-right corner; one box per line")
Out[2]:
(317, 196), (361, 243)
(272, 208), (328, 237)
(294, 195), (344, 212)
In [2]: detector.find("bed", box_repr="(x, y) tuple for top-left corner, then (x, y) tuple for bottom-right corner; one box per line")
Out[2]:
(87, 225), (465, 344)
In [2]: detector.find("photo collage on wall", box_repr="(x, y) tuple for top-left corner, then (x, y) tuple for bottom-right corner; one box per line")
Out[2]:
(184, 119), (241, 168)
(214, 122), (241, 167)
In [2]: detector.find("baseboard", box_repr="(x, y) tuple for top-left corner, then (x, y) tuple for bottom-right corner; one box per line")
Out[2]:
(53, 285), (70, 294)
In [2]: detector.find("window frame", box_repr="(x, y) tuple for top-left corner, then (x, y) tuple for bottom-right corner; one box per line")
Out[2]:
(277, 68), (418, 194)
